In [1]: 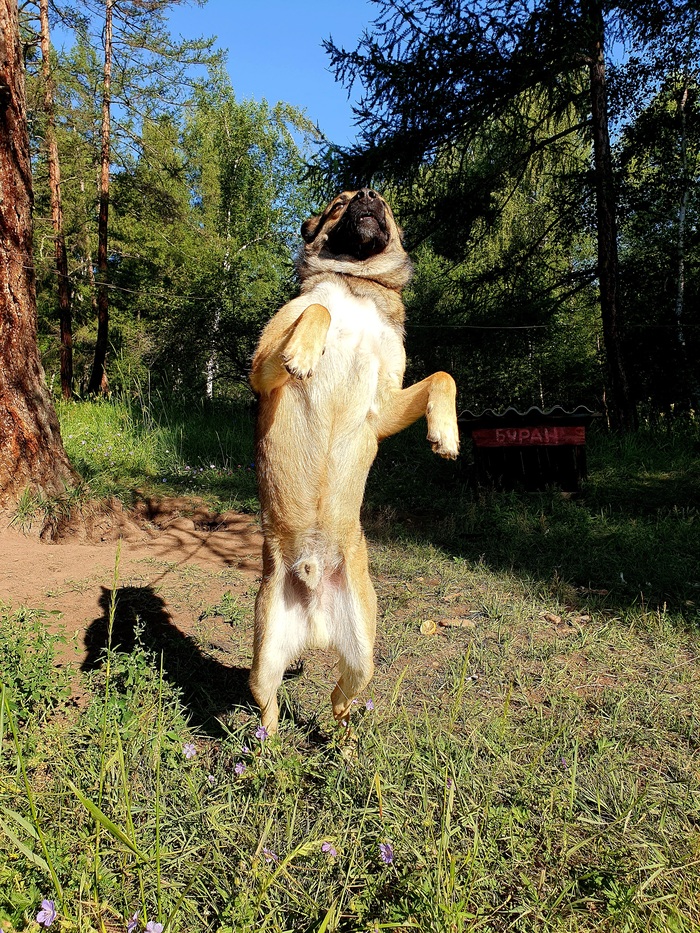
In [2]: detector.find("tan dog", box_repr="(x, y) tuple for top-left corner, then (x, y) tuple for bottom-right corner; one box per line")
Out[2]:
(249, 189), (459, 733)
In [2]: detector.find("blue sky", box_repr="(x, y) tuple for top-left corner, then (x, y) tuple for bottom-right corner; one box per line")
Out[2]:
(166, 0), (376, 146)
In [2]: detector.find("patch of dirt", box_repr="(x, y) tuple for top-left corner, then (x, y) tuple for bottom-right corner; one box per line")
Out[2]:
(0, 495), (479, 730)
(0, 496), (264, 680)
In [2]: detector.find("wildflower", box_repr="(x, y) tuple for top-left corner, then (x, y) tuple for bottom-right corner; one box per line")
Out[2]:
(255, 725), (269, 741)
(183, 742), (197, 759)
(207, 774), (216, 786)
(561, 757), (568, 769)
(145, 922), (163, 933)
(127, 913), (139, 933)
(36, 900), (56, 928)
(446, 777), (454, 790)
(234, 761), (246, 776)
(262, 846), (278, 864)
(321, 841), (337, 857)
(365, 699), (375, 711)
(379, 841), (394, 865)
(242, 744), (250, 754)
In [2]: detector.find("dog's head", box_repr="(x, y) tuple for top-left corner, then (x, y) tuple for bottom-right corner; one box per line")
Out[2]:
(298, 189), (412, 290)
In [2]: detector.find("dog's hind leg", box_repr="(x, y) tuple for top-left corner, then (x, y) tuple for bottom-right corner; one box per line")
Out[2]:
(328, 541), (377, 724)
(249, 555), (309, 734)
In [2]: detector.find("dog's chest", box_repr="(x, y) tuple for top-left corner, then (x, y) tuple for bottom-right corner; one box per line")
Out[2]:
(319, 284), (403, 383)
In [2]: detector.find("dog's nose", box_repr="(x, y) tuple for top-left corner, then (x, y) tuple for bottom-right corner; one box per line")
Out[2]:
(355, 188), (378, 201)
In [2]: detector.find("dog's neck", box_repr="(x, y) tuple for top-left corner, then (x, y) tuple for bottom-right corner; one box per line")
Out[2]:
(298, 248), (413, 291)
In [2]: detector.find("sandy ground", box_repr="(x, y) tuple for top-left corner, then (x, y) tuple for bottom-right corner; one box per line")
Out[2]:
(0, 497), (264, 677)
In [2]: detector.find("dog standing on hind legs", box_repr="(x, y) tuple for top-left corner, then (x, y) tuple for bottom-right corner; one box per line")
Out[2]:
(249, 188), (459, 734)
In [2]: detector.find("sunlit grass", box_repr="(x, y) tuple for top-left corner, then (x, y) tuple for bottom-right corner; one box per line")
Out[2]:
(2, 571), (700, 931)
(56, 397), (257, 510)
(2, 401), (700, 929)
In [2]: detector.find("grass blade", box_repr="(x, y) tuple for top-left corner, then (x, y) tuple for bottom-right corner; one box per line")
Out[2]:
(65, 779), (149, 861)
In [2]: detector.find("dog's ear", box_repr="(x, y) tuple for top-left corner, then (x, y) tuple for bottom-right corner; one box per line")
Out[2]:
(301, 214), (323, 243)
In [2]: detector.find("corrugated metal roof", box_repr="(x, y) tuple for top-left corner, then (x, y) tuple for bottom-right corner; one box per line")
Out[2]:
(459, 404), (600, 421)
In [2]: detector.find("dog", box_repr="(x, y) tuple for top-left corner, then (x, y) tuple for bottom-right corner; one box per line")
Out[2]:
(249, 188), (459, 733)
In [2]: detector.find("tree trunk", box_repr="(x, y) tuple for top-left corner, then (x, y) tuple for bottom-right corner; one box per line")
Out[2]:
(0, 0), (79, 507)
(39, 0), (73, 400)
(88, 0), (113, 395)
(585, 0), (636, 431)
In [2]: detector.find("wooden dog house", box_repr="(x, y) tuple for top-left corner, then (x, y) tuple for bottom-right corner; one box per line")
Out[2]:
(459, 405), (600, 492)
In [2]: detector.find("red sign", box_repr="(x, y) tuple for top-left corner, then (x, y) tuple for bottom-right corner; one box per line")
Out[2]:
(471, 425), (586, 448)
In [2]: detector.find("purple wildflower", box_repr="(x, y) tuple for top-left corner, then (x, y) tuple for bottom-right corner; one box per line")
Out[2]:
(182, 742), (197, 759)
(234, 761), (246, 776)
(145, 922), (163, 933)
(379, 841), (394, 865)
(262, 846), (279, 864)
(126, 913), (139, 933)
(242, 744), (250, 754)
(36, 900), (57, 928)
(446, 777), (454, 790)
(365, 699), (375, 711)
(207, 773), (216, 786)
(255, 725), (269, 741)
(321, 841), (337, 857)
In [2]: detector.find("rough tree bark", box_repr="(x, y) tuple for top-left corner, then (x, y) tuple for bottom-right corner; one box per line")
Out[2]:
(87, 0), (113, 395)
(0, 0), (78, 507)
(585, 0), (636, 431)
(39, 0), (73, 400)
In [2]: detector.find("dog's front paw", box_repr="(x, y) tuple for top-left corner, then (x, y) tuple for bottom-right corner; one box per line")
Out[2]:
(281, 342), (322, 380)
(427, 421), (460, 460)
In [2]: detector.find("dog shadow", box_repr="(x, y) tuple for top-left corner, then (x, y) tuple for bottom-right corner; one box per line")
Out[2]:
(81, 585), (253, 734)
(81, 586), (330, 742)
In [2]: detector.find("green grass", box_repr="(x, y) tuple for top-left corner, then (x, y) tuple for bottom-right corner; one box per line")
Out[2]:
(56, 395), (258, 511)
(2, 399), (700, 931)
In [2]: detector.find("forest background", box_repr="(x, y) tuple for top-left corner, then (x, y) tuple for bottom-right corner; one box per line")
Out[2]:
(20, 0), (700, 428)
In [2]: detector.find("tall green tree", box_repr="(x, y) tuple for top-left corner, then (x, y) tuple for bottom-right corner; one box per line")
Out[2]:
(104, 71), (319, 398)
(170, 73), (318, 395)
(323, 0), (698, 428)
(618, 74), (700, 417)
(399, 101), (602, 413)
(31, 0), (219, 394)
(38, 0), (73, 399)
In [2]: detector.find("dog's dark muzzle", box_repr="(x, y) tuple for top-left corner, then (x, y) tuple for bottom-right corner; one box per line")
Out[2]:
(327, 189), (390, 259)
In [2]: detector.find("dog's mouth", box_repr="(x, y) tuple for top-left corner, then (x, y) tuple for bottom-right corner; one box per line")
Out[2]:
(325, 193), (391, 260)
